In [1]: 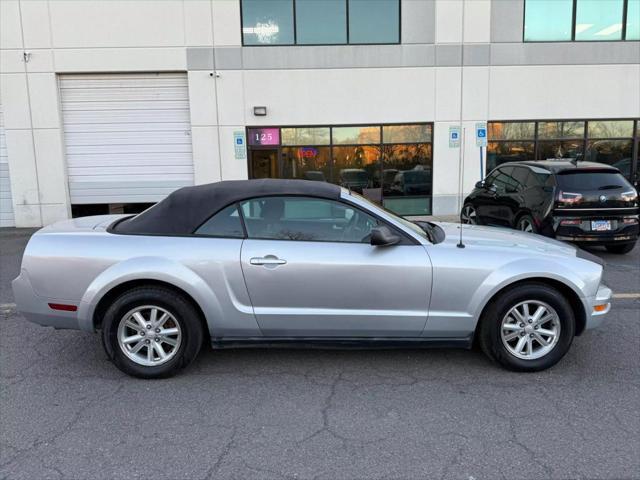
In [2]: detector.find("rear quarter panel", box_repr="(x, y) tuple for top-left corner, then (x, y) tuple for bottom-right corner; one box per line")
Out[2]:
(20, 231), (259, 336)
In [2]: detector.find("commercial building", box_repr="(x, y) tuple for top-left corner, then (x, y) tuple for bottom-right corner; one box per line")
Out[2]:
(0, 0), (639, 226)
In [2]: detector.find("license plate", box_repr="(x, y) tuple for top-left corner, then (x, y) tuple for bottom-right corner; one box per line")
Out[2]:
(591, 220), (612, 231)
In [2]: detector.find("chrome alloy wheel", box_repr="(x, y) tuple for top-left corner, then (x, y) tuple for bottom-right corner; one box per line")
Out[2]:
(117, 305), (182, 367)
(500, 300), (561, 360)
(518, 218), (534, 233)
(461, 205), (477, 225)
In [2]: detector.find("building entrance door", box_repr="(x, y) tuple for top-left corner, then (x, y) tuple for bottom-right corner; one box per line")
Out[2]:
(250, 149), (279, 179)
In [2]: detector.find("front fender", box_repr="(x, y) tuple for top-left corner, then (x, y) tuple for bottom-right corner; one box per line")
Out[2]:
(76, 256), (221, 333)
(468, 257), (598, 330)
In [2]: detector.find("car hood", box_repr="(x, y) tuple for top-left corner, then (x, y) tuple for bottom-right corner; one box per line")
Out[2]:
(435, 222), (578, 257)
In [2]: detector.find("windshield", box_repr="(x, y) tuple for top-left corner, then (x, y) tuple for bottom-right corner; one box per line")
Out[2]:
(346, 191), (429, 240)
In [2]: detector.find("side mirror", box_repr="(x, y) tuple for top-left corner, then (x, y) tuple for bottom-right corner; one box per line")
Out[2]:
(370, 226), (401, 247)
(475, 180), (485, 189)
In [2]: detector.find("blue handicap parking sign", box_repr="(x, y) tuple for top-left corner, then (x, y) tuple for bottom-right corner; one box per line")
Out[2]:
(477, 129), (486, 138)
(236, 137), (243, 145)
(451, 132), (458, 139)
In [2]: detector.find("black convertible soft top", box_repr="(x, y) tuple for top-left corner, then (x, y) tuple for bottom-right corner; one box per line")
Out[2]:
(114, 179), (342, 235)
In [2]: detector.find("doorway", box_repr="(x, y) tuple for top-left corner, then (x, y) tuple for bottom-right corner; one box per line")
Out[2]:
(250, 149), (279, 178)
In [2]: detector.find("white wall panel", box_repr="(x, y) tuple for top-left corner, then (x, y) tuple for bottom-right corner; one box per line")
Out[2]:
(0, 0), (22, 49)
(435, 68), (461, 121)
(0, 105), (15, 227)
(435, 0), (463, 43)
(212, 0), (242, 46)
(49, 1), (185, 48)
(463, 0), (491, 43)
(27, 73), (61, 129)
(59, 73), (194, 204)
(54, 48), (187, 73)
(243, 68), (436, 125)
(0, 74), (32, 129)
(184, 0), (214, 46)
(489, 65), (640, 120)
(20, 0), (52, 49)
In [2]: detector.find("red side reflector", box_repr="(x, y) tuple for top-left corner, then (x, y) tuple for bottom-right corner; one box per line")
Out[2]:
(48, 303), (77, 312)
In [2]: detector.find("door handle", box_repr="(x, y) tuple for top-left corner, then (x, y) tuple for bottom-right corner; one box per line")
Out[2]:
(250, 256), (287, 266)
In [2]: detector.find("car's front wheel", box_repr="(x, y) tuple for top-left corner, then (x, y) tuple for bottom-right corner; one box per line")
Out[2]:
(605, 242), (636, 254)
(478, 283), (575, 371)
(101, 286), (204, 378)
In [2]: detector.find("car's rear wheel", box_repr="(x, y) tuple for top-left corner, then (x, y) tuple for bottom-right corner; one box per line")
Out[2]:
(478, 283), (575, 372)
(461, 204), (478, 225)
(516, 214), (537, 234)
(605, 242), (636, 254)
(101, 286), (203, 378)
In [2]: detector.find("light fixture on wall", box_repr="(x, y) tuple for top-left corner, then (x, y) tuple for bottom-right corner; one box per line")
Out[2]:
(253, 106), (267, 117)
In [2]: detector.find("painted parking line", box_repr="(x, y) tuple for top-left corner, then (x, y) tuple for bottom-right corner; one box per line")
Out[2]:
(0, 303), (17, 312)
(612, 293), (640, 299)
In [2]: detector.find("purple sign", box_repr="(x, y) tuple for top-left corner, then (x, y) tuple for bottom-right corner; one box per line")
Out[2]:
(248, 128), (280, 146)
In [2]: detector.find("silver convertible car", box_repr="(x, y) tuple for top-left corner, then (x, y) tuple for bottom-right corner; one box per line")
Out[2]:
(13, 179), (612, 378)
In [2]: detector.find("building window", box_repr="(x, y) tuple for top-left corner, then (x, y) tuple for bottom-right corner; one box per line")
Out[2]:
(241, 0), (400, 45)
(524, 0), (573, 41)
(487, 119), (640, 183)
(348, 0), (400, 44)
(575, 0), (624, 40)
(536, 121), (585, 160)
(246, 124), (433, 216)
(524, 0), (637, 41)
(585, 120), (635, 177)
(241, 0), (295, 45)
(296, 0), (347, 45)
(627, 0), (640, 40)
(487, 122), (536, 171)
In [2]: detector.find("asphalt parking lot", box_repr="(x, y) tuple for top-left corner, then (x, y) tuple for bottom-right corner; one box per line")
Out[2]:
(1, 227), (638, 480)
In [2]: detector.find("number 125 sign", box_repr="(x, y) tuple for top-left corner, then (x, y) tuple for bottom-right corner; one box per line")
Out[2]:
(248, 128), (280, 146)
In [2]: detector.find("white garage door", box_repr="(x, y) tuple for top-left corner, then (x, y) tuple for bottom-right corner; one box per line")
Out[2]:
(0, 104), (15, 227)
(59, 73), (194, 204)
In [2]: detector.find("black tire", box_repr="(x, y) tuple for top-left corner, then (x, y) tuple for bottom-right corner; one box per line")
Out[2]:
(101, 286), (204, 379)
(604, 242), (636, 254)
(461, 203), (480, 225)
(516, 214), (537, 234)
(478, 282), (575, 372)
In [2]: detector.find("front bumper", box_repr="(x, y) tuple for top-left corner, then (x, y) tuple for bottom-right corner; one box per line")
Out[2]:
(584, 284), (613, 331)
(11, 269), (81, 330)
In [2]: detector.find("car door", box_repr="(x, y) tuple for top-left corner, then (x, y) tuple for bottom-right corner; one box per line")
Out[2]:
(483, 166), (521, 226)
(476, 168), (511, 225)
(505, 166), (530, 226)
(239, 196), (432, 337)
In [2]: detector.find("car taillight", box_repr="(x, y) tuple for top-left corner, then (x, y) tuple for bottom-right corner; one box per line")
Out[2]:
(560, 219), (581, 226)
(556, 191), (583, 205)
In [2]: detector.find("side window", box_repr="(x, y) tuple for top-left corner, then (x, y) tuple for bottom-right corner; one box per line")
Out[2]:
(240, 196), (380, 243)
(484, 169), (499, 185)
(195, 204), (244, 237)
(491, 167), (513, 193)
(512, 167), (531, 190)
